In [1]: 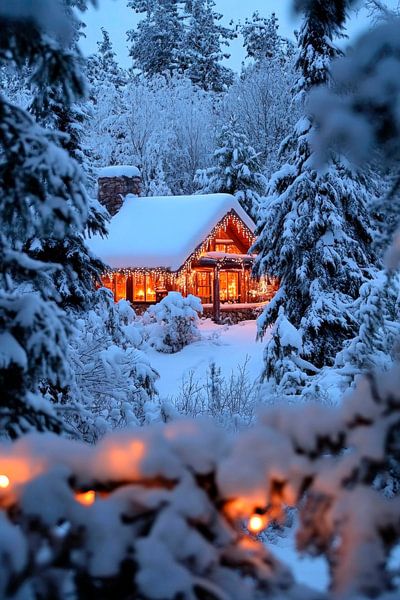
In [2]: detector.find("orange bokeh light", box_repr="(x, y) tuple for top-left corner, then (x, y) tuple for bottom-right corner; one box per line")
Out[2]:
(248, 514), (268, 533)
(0, 475), (10, 489)
(130, 440), (145, 460)
(75, 490), (96, 506)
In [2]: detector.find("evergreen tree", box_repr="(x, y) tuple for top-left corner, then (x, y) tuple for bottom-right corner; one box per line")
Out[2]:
(128, 0), (234, 90)
(128, 0), (184, 78)
(263, 307), (311, 400)
(85, 28), (129, 172)
(30, 1), (108, 312)
(0, 62), (33, 110)
(195, 116), (267, 220)
(87, 27), (127, 91)
(253, 0), (376, 373)
(241, 12), (281, 62)
(335, 270), (400, 376)
(0, 0), (105, 437)
(148, 158), (172, 196)
(369, 169), (400, 257)
(183, 0), (235, 92)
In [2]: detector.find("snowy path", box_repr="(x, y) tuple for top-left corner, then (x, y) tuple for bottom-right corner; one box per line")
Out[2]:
(149, 318), (266, 399)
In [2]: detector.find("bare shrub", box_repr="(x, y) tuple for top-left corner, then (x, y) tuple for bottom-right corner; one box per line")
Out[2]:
(172, 357), (262, 429)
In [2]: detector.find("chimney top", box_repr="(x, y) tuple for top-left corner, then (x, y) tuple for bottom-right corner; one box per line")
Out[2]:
(97, 165), (141, 179)
(97, 165), (142, 216)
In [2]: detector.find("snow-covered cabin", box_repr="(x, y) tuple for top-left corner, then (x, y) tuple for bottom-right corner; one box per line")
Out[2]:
(90, 168), (276, 319)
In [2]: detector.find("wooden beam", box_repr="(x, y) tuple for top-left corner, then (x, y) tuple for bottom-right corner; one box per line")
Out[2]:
(126, 274), (133, 302)
(213, 265), (221, 323)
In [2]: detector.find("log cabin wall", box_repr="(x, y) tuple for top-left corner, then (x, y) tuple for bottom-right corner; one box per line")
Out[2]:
(99, 208), (279, 310)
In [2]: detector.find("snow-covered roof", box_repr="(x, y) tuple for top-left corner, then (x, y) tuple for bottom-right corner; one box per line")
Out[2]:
(98, 165), (141, 178)
(88, 193), (255, 271)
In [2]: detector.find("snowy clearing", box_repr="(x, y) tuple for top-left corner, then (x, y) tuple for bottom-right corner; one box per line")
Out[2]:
(150, 318), (266, 399)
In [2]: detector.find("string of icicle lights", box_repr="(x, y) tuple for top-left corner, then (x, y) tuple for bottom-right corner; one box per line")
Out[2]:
(103, 210), (256, 282)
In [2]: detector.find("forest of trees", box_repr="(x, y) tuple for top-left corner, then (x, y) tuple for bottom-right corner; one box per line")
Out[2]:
(0, 0), (399, 598)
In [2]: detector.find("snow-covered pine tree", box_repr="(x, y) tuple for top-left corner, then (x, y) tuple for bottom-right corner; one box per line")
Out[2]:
(148, 158), (172, 196)
(195, 116), (267, 220)
(87, 27), (127, 92)
(29, 0), (108, 312)
(241, 11), (281, 63)
(262, 307), (314, 401)
(128, 0), (185, 78)
(370, 171), (400, 257)
(0, 62), (33, 111)
(335, 271), (400, 377)
(182, 0), (235, 92)
(84, 27), (130, 172)
(0, 0), (105, 437)
(253, 0), (376, 373)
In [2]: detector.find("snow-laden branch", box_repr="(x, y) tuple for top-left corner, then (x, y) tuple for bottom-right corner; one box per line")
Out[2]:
(1, 360), (400, 598)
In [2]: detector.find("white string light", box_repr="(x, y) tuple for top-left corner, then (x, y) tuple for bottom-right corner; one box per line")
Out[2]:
(100, 210), (277, 301)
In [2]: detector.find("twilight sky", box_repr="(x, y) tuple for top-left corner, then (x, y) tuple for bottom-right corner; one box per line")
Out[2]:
(79, 0), (393, 71)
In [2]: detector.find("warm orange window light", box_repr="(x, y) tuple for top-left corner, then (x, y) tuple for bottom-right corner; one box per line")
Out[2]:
(75, 490), (96, 506)
(220, 272), (239, 302)
(101, 274), (114, 293)
(133, 273), (145, 301)
(133, 273), (156, 302)
(146, 274), (156, 302)
(114, 274), (127, 301)
(215, 243), (241, 254)
(0, 475), (10, 489)
(248, 514), (268, 533)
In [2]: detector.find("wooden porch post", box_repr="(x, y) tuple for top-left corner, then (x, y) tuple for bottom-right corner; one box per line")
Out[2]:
(213, 264), (221, 323)
(126, 274), (133, 302)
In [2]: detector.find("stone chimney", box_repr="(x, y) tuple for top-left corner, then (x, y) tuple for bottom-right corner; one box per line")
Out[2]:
(97, 165), (142, 216)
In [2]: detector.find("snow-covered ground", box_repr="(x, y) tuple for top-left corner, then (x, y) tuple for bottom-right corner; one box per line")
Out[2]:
(272, 529), (329, 592)
(149, 318), (329, 592)
(149, 318), (266, 399)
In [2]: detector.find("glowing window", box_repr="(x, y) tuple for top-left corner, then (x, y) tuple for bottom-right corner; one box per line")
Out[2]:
(196, 271), (212, 303)
(220, 272), (239, 302)
(146, 274), (156, 302)
(133, 273), (146, 302)
(114, 274), (127, 301)
(215, 243), (241, 254)
(133, 273), (156, 302)
(101, 275), (114, 294)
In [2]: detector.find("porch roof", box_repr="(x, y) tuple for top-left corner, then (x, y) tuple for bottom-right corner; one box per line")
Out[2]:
(197, 251), (255, 269)
(88, 193), (255, 271)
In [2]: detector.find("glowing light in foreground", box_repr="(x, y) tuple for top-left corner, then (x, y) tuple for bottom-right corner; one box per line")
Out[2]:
(0, 475), (10, 489)
(75, 490), (96, 506)
(248, 514), (267, 533)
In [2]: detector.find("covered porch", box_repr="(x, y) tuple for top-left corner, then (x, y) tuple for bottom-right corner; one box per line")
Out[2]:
(101, 252), (277, 323)
(193, 252), (259, 322)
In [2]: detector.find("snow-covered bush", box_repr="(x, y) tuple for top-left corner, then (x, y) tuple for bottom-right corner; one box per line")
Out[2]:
(143, 292), (202, 353)
(65, 288), (159, 441)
